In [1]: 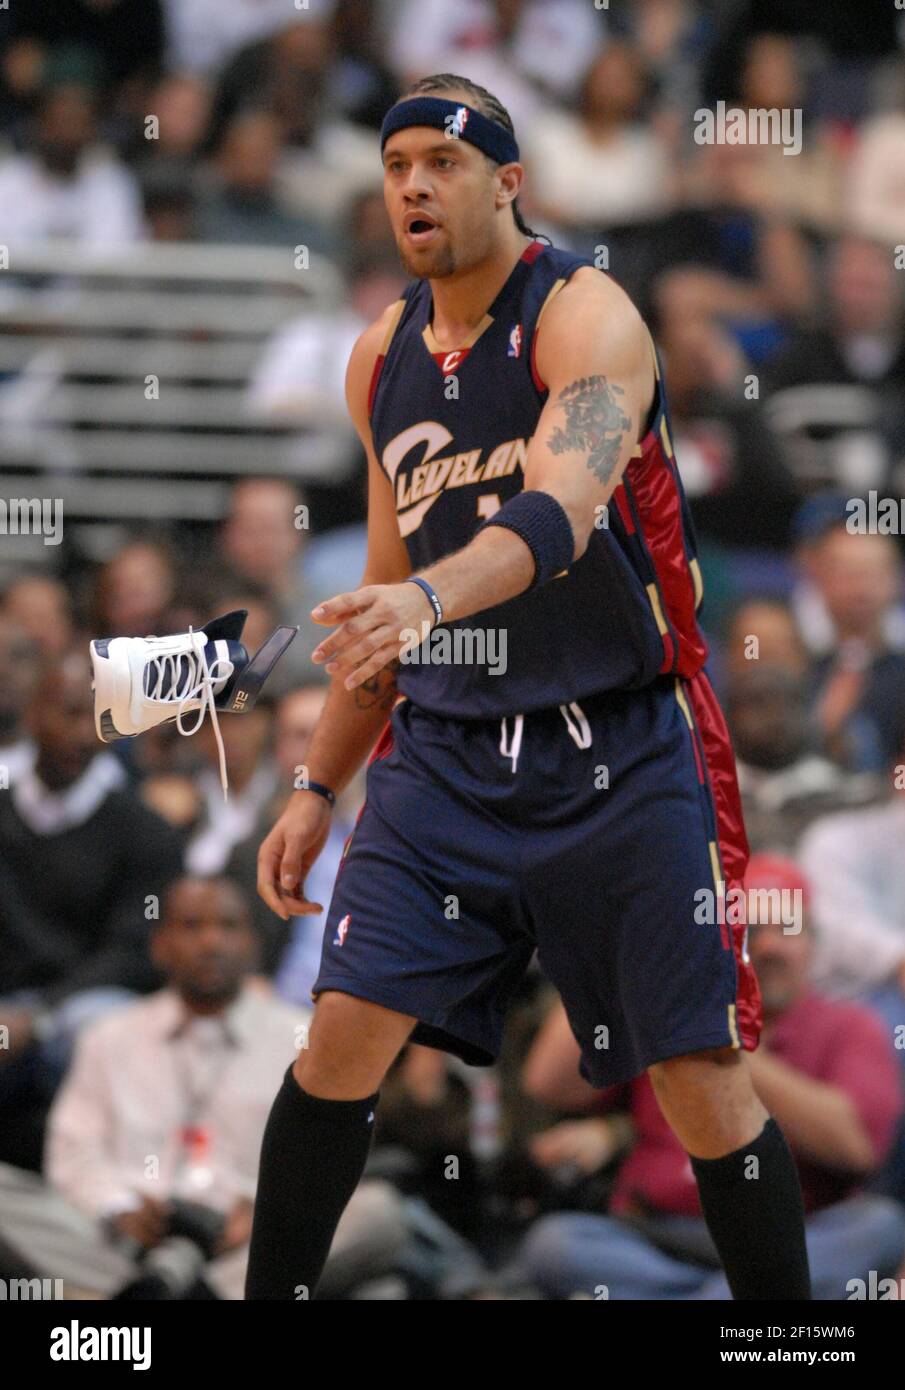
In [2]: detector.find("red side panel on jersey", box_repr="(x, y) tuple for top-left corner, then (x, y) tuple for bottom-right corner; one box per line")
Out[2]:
(624, 425), (708, 679)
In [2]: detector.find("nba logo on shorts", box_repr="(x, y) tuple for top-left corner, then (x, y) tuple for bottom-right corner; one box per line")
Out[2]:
(508, 323), (522, 358)
(333, 914), (351, 947)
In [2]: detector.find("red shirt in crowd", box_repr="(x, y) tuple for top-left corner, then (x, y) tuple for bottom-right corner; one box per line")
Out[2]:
(601, 990), (904, 1217)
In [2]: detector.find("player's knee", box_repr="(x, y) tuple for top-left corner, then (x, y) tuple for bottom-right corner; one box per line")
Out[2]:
(293, 990), (413, 1097)
(647, 1045), (744, 1097)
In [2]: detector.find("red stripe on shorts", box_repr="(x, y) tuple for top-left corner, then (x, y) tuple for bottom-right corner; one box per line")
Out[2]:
(684, 669), (762, 1051)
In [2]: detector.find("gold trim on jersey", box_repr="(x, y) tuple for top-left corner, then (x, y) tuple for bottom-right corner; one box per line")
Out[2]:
(674, 676), (694, 731)
(645, 582), (669, 639)
(422, 312), (495, 358)
(689, 556), (704, 609)
(536, 277), (567, 331)
(379, 298), (407, 356)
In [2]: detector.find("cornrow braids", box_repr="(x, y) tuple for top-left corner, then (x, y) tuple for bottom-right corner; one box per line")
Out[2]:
(400, 73), (549, 243)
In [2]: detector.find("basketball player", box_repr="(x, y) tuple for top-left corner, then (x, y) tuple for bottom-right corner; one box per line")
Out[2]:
(245, 76), (810, 1301)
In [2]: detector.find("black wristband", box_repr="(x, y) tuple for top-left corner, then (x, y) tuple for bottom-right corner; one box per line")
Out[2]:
(302, 779), (335, 807)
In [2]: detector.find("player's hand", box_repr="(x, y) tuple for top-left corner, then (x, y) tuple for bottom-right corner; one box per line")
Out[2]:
(310, 582), (435, 691)
(257, 790), (333, 921)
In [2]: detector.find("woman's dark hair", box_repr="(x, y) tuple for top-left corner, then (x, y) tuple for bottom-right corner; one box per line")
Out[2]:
(400, 73), (548, 242)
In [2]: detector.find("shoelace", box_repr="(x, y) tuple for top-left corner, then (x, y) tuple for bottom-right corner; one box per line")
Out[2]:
(144, 628), (233, 799)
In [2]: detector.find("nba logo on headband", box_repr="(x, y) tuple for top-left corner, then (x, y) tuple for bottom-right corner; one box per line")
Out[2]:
(447, 105), (470, 140)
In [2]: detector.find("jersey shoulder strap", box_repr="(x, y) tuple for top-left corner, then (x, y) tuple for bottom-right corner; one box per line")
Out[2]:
(366, 280), (424, 418)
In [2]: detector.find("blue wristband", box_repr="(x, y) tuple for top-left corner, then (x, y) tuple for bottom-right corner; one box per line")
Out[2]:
(480, 490), (575, 588)
(407, 576), (443, 627)
(303, 780), (335, 807)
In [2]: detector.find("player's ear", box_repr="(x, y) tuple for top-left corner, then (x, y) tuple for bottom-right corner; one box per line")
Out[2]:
(495, 161), (523, 212)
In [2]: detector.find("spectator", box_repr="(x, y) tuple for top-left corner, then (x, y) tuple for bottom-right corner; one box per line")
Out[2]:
(93, 538), (178, 639)
(1, 577), (74, 660)
(195, 108), (331, 252)
(0, 82), (144, 250)
(0, 648), (184, 1119)
(803, 527), (905, 772)
(0, 617), (40, 787)
(653, 302), (799, 554)
(766, 236), (905, 495)
(139, 164), (198, 242)
(727, 663), (881, 852)
(798, 748), (905, 1206)
(328, 0), (400, 132)
(514, 857), (905, 1299)
(247, 250), (406, 532)
(226, 684), (363, 983)
(722, 34), (842, 236)
(0, 875), (405, 1299)
(209, 15), (378, 233)
(608, 0), (714, 149)
(161, 0), (315, 78)
(723, 597), (808, 681)
(219, 478), (326, 685)
(184, 694), (277, 877)
(848, 107), (905, 248)
(799, 757), (905, 1011)
(140, 73), (212, 164)
(2, 1), (165, 110)
(386, 0), (604, 112)
(522, 43), (672, 241)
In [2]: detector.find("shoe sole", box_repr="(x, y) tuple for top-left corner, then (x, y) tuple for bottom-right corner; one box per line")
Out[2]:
(89, 638), (134, 743)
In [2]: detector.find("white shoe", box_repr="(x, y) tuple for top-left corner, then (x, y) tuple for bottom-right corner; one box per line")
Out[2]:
(89, 610), (297, 797)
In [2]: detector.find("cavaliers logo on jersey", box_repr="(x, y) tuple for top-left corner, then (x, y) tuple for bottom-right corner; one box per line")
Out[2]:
(382, 422), (529, 537)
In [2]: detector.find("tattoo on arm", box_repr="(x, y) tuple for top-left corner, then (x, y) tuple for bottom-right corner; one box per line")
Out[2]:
(353, 660), (400, 711)
(547, 375), (632, 485)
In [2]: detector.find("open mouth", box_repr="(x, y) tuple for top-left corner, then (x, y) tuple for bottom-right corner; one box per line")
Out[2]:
(404, 214), (441, 244)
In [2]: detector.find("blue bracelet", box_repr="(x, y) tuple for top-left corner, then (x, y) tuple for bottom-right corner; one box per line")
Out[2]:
(407, 576), (443, 627)
(303, 779), (335, 807)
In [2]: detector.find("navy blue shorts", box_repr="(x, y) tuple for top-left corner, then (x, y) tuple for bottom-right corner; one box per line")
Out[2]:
(312, 671), (761, 1087)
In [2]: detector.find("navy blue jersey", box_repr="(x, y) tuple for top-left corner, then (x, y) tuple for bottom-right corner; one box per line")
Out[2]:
(368, 240), (708, 718)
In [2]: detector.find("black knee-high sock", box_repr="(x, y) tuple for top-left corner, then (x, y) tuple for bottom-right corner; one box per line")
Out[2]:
(245, 1065), (379, 1300)
(690, 1116), (811, 1300)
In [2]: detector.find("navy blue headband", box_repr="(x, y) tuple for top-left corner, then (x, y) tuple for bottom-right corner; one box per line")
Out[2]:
(380, 97), (520, 166)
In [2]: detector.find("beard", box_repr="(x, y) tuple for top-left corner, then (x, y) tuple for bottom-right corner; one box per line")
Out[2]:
(397, 236), (457, 280)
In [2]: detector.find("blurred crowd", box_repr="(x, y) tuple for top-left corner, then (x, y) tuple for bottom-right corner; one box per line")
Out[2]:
(2, 0), (905, 1299)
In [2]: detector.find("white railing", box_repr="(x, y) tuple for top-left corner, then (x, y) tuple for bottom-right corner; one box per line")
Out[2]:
(0, 241), (348, 524)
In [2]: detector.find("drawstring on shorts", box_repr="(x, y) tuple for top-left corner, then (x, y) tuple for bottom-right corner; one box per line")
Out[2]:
(498, 701), (593, 774)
